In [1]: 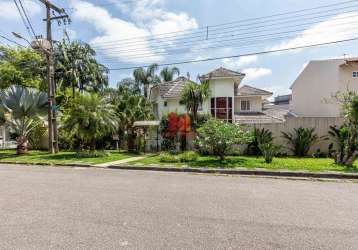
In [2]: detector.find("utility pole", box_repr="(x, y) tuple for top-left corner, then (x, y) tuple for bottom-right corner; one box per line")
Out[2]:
(37, 0), (69, 153)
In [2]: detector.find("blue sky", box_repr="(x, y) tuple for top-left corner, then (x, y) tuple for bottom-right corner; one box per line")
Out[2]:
(2, 0), (358, 96)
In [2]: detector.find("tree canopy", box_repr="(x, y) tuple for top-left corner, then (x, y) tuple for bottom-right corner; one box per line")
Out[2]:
(0, 46), (46, 90)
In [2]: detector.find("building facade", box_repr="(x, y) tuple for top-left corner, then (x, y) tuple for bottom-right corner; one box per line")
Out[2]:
(290, 58), (358, 117)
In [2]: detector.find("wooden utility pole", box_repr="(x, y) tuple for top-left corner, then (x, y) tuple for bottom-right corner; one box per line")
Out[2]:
(37, 0), (69, 153)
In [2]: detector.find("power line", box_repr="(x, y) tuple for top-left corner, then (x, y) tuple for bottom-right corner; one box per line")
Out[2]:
(95, 20), (358, 61)
(94, 12), (358, 57)
(90, 0), (358, 46)
(13, 0), (34, 40)
(107, 37), (358, 70)
(18, 0), (38, 39)
(0, 34), (26, 48)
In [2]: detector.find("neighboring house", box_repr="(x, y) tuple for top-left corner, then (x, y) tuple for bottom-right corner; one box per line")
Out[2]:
(273, 94), (292, 106)
(150, 67), (283, 124)
(0, 125), (14, 149)
(290, 58), (358, 117)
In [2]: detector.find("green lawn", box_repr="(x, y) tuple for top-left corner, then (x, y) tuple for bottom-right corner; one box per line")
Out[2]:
(0, 150), (138, 165)
(130, 155), (358, 173)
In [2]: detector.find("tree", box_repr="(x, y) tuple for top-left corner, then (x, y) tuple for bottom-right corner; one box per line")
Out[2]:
(62, 93), (118, 150)
(0, 46), (46, 90)
(113, 85), (153, 151)
(330, 91), (358, 165)
(117, 78), (141, 95)
(246, 128), (274, 156)
(133, 63), (160, 98)
(195, 119), (252, 160)
(55, 40), (109, 97)
(160, 66), (180, 82)
(0, 85), (48, 154)
(282, 127), (319, 157)
(180, 80), (210, 125)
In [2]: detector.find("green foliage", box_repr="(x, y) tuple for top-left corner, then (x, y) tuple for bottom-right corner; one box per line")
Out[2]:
(0, 46), (46, 90)
(0, 85), (48, 154)
(160, 66), (180, 82)
(181, 80), (210, 125)
(62, 93), (118, 150)
(55, 40), (108, 96)
(259, 143), (281, 163)
(111, 84), (153, 151)
(332, 91), (358, 166)
(247, 128), (273, 156)
(195, 119), (252, 160)
(312, 148), (328, 158)
(179, 151), (199, 162)
(159, 152), (180, 163)
(282, 127), (319, 157)
(28, 120), (47, 150)
(133, 63), (160, 97)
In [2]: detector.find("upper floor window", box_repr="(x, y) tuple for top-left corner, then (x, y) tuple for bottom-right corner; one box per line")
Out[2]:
(210, 97), (232, 123)
(353, 72), (358, 78)
(241, 100), (251, 111)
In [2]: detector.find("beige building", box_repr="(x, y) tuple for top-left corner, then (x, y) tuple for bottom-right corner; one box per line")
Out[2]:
(150, 67), (284, 124)
(290, 58), (358, 117)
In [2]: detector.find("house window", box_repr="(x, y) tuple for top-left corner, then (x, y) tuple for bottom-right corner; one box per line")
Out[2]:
(164, 101), (168, 107)
(241, 100), (251, 111)
(210, 97), (233, 123)
(353, 72), (358, 78)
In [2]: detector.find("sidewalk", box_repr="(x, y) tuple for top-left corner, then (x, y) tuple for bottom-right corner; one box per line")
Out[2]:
(94, 156), (148, 168)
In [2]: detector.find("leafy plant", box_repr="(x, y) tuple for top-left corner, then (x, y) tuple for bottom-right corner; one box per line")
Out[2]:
(195, 119), (252, 160)
(282, 127), (319, 157)
(62, 93), (118, 151)
(159, 152), (180, 163)
(133, 63), (161, 98)
(179, 151), (199, 162)
(246, 128), (273, 156)
(328, 125), (357, 165)
(259, 143), (281, 163)
(28, 119), (47, 150)
(160, 66), (180, 82)
(312, 148), (328, 158)
(0, 85), (47, 154)
(180, 80), (211, 126)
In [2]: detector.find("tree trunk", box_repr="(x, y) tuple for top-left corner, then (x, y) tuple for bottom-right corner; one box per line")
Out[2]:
(127, 130), (136, 152)
(16, 136), (28, 155)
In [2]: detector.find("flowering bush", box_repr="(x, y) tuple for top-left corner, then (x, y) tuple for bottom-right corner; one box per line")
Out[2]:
(195, 119), (252, 160)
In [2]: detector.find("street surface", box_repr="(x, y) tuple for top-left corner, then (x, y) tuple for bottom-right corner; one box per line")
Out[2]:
(0, 164), (357, 249)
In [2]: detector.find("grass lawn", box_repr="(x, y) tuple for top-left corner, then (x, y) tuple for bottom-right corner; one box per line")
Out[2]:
(130, 155), (358, 173)
(0, 150), (138, 165)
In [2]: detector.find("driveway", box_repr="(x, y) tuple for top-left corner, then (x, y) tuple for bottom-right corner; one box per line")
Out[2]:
(0, 164), (357, 249)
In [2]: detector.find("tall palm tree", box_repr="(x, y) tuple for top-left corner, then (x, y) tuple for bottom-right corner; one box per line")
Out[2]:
(160, 66), (180, 82)
(62, 93), (118, 150)
(0, 85), (48, 154)
(133, 63), (161, 98)
(180, 80), (211, 125)
(55, 40), (109, 97)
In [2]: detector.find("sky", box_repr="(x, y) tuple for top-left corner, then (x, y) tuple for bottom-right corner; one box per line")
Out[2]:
(2, 0), (358, 97)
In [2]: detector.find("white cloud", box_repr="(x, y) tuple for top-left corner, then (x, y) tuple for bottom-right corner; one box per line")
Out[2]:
(222, 55), (258, 69)
(242, 68), (272, 81)
(270, 12), (358, 52)
(0, 0), (41, 20)
(71, 0), (198, 64)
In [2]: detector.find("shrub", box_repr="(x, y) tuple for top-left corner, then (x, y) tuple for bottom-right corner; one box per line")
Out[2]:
(195, 119), (252, 160)
(179, 151), (199, 162)
(246, 128), (273, 156)
(282, 127), (319, 157)
(312, 148), (328, 158)
(159, 152), (180, 163)
(259, 143), (281, 164)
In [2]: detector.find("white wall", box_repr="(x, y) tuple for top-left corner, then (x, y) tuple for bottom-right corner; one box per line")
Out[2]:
(291, 59), (358, 117)
(234, 96), (262, 113)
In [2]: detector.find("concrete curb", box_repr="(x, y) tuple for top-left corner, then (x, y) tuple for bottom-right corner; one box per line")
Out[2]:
(109, 165), (358, 180)
(1, 161), (358, 180)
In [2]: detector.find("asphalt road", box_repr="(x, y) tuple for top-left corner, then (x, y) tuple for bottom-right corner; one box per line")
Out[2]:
(0, 164), (357, 250)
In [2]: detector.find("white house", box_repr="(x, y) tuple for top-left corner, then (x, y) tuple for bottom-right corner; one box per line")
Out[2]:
(150, 67), (286, 124)
(0, 125), (13, 149)
(290, 58), (358, 117)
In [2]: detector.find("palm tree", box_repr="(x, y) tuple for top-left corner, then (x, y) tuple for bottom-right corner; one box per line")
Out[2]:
(55, 40), (109, 97)
(160, 66), (180, 82)
(62, 93), (118, 150)
(113, 86), (153, 151)
(282, 127), (319, 157)
(180, 80), (210, 125)
(133, 63), (161, 98)
(0, 85), (48, 154)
